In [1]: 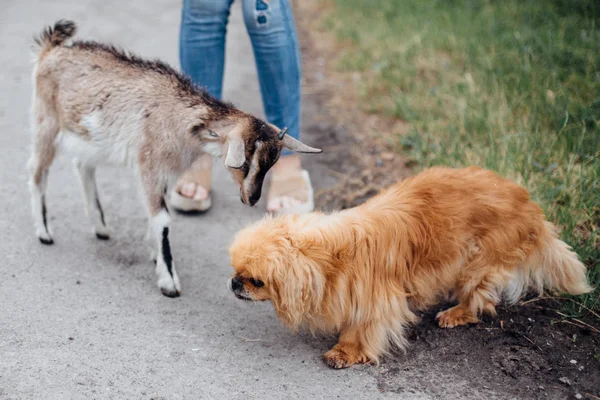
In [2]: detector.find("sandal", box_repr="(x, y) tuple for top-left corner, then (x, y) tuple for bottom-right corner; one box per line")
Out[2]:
(267, 168), (315, 215)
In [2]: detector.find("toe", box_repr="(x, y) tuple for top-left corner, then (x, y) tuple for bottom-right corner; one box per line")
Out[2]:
(267, 196), (303, 212)
(436, 307), (477, 328)
(326, 358), (346, 369)
(324, 355), (347, 369)
(281, 196), (293, 209)
(193, 185), (209, 201)
(179, 182), (197, 198)
(289, 197), (302, 207)
(267, 197), (282, 212)
(323, 349), (351, 369)
(437, 313), (454, 328)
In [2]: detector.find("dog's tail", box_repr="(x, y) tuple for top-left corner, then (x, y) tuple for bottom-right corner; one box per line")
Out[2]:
(33, 20), (77, 53)
(504, 221), (593, 303)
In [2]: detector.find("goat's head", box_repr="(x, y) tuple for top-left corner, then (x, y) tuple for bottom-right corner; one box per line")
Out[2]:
(195, 115), (321, 206)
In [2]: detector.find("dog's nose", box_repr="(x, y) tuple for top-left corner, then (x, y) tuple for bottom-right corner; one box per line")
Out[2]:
(230, 277), (243, 292)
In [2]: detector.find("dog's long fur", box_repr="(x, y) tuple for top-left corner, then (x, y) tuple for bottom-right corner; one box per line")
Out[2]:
(229, 166), (593, 368)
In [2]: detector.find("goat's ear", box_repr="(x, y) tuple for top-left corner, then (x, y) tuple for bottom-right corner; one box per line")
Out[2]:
(206, 119), (246, 169)
(281, 134), (322, 154)
(225, 128), (246, 169)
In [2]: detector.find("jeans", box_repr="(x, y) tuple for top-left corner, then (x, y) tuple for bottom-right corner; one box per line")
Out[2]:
(180, 0), (302, 155)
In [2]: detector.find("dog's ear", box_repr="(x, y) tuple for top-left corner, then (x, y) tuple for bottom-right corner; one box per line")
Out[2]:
(268, 252), (325, 330)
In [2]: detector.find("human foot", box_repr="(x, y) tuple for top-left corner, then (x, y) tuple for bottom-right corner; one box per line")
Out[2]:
(266, 155), (314, 215)
(169, 154), (212, 213)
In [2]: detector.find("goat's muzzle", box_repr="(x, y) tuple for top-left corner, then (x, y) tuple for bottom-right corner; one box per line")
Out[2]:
(239, 188), (258, 206)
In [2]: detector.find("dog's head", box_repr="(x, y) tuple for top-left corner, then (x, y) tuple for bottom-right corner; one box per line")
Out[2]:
(197, 114), (321, 206)
(228, 215), (327, 328)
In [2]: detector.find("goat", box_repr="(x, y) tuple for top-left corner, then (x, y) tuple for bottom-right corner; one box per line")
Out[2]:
(27, 20), (321, 297)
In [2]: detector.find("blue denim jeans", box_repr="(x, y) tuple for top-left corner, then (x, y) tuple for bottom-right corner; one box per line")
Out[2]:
(180, 0), (302, 155)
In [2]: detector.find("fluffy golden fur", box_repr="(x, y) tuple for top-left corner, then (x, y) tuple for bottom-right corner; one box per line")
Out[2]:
(228, 166), (592, 368)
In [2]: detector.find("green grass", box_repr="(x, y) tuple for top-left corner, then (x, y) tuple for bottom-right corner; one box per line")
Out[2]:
(321, 0), (600, 313)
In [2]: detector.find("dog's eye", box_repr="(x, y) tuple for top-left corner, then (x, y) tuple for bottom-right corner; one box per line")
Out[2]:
(249, 278), (264, 288)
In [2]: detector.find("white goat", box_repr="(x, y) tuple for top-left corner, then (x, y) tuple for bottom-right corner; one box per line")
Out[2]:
(28, 20), (321, 297)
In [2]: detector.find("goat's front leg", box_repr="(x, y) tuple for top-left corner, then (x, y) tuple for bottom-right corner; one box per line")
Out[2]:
(143, 185), (181, 298)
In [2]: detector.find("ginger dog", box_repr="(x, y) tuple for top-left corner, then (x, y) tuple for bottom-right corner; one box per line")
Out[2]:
(228, 166), (592, 368)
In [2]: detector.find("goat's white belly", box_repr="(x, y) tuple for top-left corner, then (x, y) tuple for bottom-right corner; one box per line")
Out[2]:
(55, 131), (135, 167)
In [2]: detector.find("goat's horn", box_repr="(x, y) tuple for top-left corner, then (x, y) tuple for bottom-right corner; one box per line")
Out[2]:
(278, 127), (288, 140)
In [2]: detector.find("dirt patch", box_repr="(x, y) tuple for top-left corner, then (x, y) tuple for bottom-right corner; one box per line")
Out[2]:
(375, 298), (600, 400)
(295, 2), (600, 399)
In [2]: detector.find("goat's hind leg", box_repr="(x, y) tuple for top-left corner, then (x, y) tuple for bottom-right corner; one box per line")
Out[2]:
(74, 160), (110, 240)
(27, 116), (58, 245)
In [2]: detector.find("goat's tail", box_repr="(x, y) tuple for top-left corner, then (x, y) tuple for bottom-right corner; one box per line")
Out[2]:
(33, 20), (77, 53)
(504, 221), (593, 303)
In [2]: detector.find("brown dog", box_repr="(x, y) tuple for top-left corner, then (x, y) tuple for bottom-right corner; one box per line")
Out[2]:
(228, 166), (592, 368)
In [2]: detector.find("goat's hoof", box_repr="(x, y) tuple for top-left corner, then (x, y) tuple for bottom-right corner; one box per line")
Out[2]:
(157, 274), (182, 298)
(37, 227), (53, 245)
(39, 236), (54, 245)
(37, 230), (54, 245)
(95, 226), (111, 241)
(95, 232), (110, 240)
(161, 287), (181, 298)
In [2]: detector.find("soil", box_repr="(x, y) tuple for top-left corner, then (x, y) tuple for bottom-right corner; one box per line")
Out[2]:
(382, 298), (600, 400)
(294, 1), (600, 399)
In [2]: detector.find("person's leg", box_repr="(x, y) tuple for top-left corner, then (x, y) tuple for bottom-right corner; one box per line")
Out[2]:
(242, 0), (314, 214)
(179, 0), (234, 98)
(171, 0), (234, 211)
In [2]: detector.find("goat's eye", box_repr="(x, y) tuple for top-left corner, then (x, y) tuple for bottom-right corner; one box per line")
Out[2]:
(208, 130), (219, 138)
(249, 278), (264, 288)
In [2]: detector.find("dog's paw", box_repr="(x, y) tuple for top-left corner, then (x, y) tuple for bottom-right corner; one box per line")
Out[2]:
(436, 305), (479, 328)
(323, 347), (369, 369)
(323, 349), (353, 369)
